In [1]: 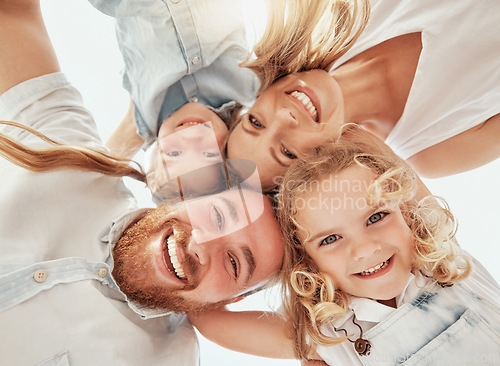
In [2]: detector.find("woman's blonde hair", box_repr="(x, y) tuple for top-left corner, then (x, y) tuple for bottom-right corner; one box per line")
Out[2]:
(242, 0), (370, 95)
(224, 0), (370, 158)
(0, 120), (146, 182)
(276, 127), (472, 359)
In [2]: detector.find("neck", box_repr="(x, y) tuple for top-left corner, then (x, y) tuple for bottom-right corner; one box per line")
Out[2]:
(331, 56), (399, 140)
(329, 32), (422, 140)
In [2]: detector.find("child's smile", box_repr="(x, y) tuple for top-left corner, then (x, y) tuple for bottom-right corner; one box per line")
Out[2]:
(296, 166), (415, 306)
(355, 255), (392, 278)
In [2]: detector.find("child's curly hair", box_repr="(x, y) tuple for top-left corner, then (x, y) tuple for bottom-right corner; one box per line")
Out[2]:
(276, 126), (472, 359)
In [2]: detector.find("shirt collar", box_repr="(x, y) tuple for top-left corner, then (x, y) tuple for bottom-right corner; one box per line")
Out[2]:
(335, 271), (431, 326)
(102, 208), (175, 319)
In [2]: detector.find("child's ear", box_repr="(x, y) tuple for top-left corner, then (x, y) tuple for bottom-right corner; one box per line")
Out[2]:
(400, 203), (412, 226)
(230, 296), (245, 304)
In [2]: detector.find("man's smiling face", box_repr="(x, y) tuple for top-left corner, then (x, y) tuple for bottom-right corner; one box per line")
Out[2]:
(112, 188), (284, 313)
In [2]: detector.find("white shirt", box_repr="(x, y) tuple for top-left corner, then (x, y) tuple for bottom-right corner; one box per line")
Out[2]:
(331, 0), (500, 159)
(0, 73), (199, 365)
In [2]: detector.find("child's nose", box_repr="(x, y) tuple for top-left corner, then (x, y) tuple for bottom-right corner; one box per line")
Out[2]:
(351, 238), (382, 261)
(180, 128), (204, 142)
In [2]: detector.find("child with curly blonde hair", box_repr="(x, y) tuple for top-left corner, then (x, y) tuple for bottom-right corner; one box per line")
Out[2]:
(190, 128), (500, 365)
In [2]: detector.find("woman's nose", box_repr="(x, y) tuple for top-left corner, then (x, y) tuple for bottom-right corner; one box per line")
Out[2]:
(276, 108), (300, 128)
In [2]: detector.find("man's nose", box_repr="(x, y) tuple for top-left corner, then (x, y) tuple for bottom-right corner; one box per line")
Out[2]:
(187, 229), (221, 265)
(351, 236), (382, 261)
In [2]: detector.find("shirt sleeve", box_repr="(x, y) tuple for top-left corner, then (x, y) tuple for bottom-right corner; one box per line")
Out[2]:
(0, 72), (103, 148)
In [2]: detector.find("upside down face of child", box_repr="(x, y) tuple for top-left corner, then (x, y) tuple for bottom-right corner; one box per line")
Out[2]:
(295, 166), (416, 307)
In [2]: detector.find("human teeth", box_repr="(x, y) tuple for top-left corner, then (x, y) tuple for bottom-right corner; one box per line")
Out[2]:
(180, 121), (201, 126)
(358, 259), (390, 276)
(167, 236), (186, 279)
(290, 91), (318, 121)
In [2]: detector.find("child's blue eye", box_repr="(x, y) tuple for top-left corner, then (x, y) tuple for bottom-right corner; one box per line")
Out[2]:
(320, 234), (341, 246)
(367, 212), (388, 225)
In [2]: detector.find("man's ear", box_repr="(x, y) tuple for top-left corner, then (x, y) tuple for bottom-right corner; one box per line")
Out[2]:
(230, 296), (244, 304)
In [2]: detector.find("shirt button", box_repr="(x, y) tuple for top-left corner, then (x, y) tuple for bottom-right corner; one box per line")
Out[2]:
(33, 270), (48, 283)
(98, 268), (108, 278)
(191, 56), (200, 65)
(171, 0), (179, 3)
(191, 97), (199, 103)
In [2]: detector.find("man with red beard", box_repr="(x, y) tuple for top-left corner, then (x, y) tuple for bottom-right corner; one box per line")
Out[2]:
(0, 2), (284, 365)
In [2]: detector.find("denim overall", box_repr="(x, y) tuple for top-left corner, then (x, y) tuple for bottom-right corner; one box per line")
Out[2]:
(358, 281), (500, 365)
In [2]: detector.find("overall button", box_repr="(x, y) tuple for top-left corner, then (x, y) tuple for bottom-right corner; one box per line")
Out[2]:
(190, 96), (199, 103)
(191, 56), (200, 65)
(98, 268), (108, 278)
(33, 270), (48, 283)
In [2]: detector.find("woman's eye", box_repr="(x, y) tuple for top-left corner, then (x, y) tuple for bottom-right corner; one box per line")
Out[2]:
(367, 212), (388, 225)
(281, 146), (297, 160)
(229, 254), (238, 278)
(165, 150), (182, 157)
(203, 151), (221, 158)
(320, 234), (341, 246)
(248, 114), (263, 128)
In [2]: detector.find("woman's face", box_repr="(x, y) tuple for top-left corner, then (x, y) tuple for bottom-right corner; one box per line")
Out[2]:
(227, 70), (345, 190)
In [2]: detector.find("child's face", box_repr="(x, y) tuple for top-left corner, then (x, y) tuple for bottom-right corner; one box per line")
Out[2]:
(295, 166), (415, 304)
(147, 103), (229, 199)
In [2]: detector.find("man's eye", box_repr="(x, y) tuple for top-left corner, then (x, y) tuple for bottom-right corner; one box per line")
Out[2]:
(367, 212), (388, 225)
(281, 146), (297, 160)
(165, 150), (182, 157)
(209, 205), (225, 231)
(203, 151), (220, 158)
(320, 234), (341, 246)
(248, 114), (263, 128)
(229, 254), (238, 278)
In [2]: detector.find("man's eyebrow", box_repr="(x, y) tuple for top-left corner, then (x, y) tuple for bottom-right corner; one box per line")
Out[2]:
(219, 196), (239, 223)
(242, 246), (256, 284)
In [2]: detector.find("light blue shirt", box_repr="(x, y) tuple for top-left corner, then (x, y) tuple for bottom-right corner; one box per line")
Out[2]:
(89, 0), (258, 149)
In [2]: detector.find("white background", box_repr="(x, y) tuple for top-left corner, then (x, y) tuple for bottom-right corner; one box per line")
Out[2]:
(40, 1), (499, 365)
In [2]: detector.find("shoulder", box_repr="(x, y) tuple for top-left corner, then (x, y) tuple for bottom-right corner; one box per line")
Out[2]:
(0, 73), (102, 147)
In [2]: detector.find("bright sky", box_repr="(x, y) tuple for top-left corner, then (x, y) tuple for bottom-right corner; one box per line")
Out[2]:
(40, 1), (500, 365)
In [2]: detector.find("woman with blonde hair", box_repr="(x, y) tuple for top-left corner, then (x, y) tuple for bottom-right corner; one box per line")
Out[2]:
(190, 127), (500, 365)
(227, 0), (500, 190)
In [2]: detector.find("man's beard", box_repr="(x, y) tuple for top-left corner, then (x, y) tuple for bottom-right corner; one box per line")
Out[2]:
(112, 205), (230, 314)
